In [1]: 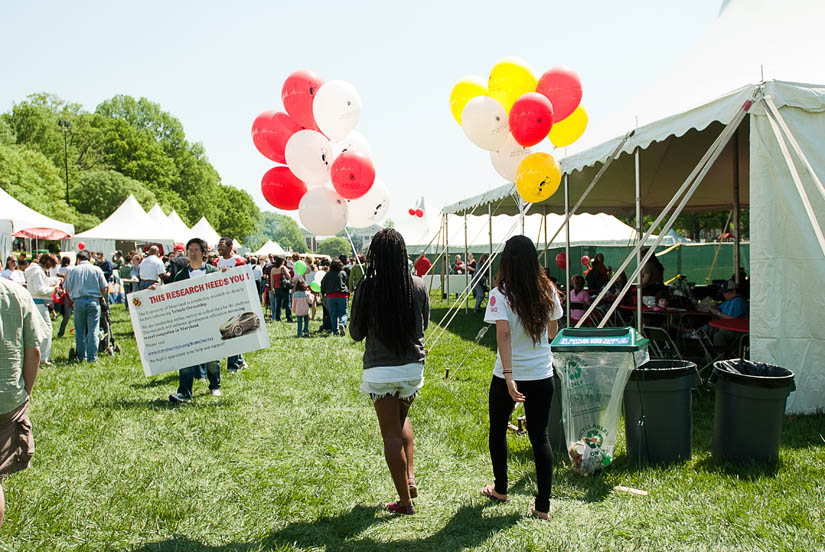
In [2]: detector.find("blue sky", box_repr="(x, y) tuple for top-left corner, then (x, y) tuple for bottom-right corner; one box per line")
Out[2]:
(0, 0), (722, 224)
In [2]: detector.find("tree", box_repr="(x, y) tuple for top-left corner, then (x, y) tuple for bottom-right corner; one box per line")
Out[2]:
(70, 170), (158, 219)
(0, 118), (14, 145)
(213, 185), (260, 241)
(246, 212), (306, 253)
(318, 237), (352, 257)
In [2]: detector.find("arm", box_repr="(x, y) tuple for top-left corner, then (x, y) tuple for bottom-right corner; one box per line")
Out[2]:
(22, 346), (40, 395)
(548, 319), (558, 341)
(495, 320), (524, 402)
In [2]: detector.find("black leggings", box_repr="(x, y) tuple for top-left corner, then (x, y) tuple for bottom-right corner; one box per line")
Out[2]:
(488, 375), (554, 512)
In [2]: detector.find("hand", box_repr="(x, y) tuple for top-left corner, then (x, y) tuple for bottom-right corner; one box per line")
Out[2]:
(148, 283), (159, 290)
(221, 267), (228, 272)
(504, 375), (525, 402)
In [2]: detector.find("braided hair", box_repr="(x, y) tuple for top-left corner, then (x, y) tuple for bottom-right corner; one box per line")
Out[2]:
(361, 228), (414, 354)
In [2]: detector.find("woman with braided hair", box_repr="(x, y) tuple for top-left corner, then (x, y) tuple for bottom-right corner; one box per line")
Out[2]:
(350, 228), (429, 516)
(481, 235), (563, 520)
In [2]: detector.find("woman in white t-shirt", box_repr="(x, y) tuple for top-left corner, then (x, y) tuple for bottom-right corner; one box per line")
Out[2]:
(482, 235), (562, 521)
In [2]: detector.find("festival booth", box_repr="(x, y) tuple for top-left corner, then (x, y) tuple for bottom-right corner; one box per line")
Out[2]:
(439, 0), (825, 414)
(254, 240), (289, 257)
(0, 186), (75, 262)
(147, 205), (180, 245)
(73, 195), (174, 257)
(190, 217), (221, 250)
(166, 210), (196, 244)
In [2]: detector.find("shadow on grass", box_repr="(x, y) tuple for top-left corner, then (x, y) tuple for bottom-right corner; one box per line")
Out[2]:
(131, 374), (177, 389)
(429, 306), (496, 352)
(131, 503), (520, 551)
(92, 396), (239, 411)
(693, 456), (782, 480)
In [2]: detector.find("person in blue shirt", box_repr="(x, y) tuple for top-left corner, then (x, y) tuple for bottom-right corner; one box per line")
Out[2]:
(710, 280), (748, 352)
(63, 250), (108, 362)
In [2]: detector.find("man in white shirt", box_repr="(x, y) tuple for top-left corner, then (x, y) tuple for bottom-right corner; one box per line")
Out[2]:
(138, 246), (166, 290)
(1, 257), (26, 287)
(217, 237), (248, 373)
(23, 254), (58, 365)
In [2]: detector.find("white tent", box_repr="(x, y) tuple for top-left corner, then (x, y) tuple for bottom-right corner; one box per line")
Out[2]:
(74, 195), (174, 257)
(253, 240), (289, 256)
(443, 0), (825, 414)
(190, 217), (221, 249)
(147, 205), (180, 244)
(0, 187), (75, 262)
(166, 210), (195, 244)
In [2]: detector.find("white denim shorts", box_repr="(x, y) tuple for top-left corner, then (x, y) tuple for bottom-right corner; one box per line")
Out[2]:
(361, 363), (425, 403)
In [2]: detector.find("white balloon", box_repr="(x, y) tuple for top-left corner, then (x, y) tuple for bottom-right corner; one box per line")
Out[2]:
(491, 133), (532, 181)
(347, 178), (390, 229)
(298, 186), (349, 236)
(314, 270), (325, 283)
(461, 96), (509, 151)
(332, 129), (371, 161)
(285, 130), (332, 185)
(313, 80), (362, 141)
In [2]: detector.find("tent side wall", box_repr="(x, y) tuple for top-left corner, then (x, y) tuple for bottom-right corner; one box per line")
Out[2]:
(750, 99), (825, 414)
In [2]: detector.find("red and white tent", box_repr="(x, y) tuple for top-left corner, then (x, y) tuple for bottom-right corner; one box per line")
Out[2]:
(0, 186), (75, 261)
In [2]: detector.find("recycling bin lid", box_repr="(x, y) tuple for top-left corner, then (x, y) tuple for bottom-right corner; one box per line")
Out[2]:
(551, 327), (649, 352)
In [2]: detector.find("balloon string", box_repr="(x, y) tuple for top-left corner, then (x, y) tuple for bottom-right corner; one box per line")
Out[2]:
(344, 228), (365, 272)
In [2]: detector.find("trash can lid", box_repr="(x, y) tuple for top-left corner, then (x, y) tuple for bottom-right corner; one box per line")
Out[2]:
(629, 359), (697, 380)
(551, 327), (649, 352)
(713, 359), (796, 389)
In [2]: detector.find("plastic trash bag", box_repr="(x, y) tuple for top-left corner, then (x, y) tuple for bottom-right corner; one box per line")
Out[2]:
(554, 349), (649, 474)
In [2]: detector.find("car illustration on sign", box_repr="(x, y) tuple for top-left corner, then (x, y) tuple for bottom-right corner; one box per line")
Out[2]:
(219, 312), (260, 339)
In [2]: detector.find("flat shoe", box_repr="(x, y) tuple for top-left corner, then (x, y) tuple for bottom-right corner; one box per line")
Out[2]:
(481, 484), (509, 503)
(386, 500), (415, 515)
(529, 506), (550, 521)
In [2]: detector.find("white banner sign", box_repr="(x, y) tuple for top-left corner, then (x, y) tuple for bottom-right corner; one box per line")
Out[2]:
(128, 265), (269, 376)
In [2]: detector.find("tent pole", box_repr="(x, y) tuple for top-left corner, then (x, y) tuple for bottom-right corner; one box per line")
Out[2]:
(564, 174), (571, 328)
(635, 147), (643, 332)
(488, 202), (493, 287)
(733, 125), (742, 284)
(464, 214), (469, 314)
(575, 94), (755, 328)
(542, 206), (548, 267)
(440, 215), (445, 301)
(445, 214), (450, 306)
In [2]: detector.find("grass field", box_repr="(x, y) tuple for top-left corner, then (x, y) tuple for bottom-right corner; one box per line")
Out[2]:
(2, 298), (824, 551)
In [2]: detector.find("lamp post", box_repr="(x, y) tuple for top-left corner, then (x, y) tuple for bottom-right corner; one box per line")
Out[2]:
(58, 119), (70, 203)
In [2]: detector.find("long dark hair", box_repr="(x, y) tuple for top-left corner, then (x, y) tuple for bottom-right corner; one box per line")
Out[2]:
(495, 235), (556, 345)
(360, 228), (414, 353)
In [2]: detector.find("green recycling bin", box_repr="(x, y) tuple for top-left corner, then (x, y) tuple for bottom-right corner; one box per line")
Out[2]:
(551, 327), (649, 474)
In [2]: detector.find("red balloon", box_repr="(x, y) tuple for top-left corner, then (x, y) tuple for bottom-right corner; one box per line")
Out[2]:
(415, 209), (424, 218)
(581, 255), (590, 267)
(78, 242), (86, 251)
(536, 67), (583, 122)
(508, 93), (554, 147)
(252, 111), (301, 164)
(261, 166), (307, 210)
(282, 69), (324, 130)
(331, 151), (375, 200)
(408, 208), (416, 216)
(555, 252), (566, 270)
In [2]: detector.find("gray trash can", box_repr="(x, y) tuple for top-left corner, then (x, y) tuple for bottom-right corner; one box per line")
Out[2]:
(623, 359), (698, 465)
(711, 359), (795, 463)
(548, 373), (565, 453)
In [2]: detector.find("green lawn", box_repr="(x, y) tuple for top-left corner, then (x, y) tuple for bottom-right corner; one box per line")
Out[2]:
(2, 299), (823, 551)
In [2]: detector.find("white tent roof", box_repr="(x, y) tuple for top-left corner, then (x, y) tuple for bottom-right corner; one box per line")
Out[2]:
(190, 217), (221, 247)
(166, 210), (195, 244)
(76, 195), (173, 242)
(0, 186), (75, 238)
(147, 204), (180, 243)
(253, 240), (289, 256)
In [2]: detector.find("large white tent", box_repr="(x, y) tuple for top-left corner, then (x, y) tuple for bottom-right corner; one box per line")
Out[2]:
(190, 217), (221, 249)
(147, 205), (179, 243)
(0, 187), (75, 262)
(254, 240), (289, 257)
(74, 195), (174, 257)
(166, 210), (195, 244)
(443, 0), (825, 414)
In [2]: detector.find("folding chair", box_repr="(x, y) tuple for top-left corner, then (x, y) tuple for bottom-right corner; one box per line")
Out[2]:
(569, 301), (603, 327)
(643, 326), (683, 359)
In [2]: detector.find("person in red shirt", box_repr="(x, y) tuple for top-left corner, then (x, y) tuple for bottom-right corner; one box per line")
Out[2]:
(413, 253), (431, 277)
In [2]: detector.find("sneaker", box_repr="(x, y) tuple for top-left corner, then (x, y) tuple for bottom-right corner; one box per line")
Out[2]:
(169, 393), (191, 404)
(238, 361), (249, 370)
(198, 377), (207, 383)
(303, 334), (311, 338)
(228, 369), (238, 375)
(211, 389), (222, 397)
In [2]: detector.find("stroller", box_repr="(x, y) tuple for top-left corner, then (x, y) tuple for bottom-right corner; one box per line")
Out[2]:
(69, 298), (121, 361)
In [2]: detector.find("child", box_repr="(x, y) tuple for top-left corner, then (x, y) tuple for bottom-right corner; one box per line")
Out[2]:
(568, 274), (591, 324)
(291, 280), (314, 337)
(653, 290), (670, 311)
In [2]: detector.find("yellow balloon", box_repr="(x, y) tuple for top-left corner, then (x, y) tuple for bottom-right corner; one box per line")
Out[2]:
(516, 152), (562, 203)
(450, 77), (488, 125)
(488, 57), (537, 113)
(548, 105), (588, 148)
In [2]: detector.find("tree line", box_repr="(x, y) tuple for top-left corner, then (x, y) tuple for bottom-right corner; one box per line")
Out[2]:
(0, 92), (307, 251)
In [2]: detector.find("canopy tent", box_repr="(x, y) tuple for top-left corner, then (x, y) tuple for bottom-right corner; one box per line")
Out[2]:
(253, 240), (289, 257)
(166, 210), (196, 244)
(147, 205), (179, 243)
(0, 187), (75, 262)
(74, 195), (174, 257)
(190, 217), (221, 249)
(440, 0), (825, 414)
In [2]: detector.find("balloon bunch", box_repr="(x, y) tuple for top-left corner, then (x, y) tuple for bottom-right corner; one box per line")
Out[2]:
(408, 208), (424, 218)
(450, 58), (588, 204)
(252, 70), (390, 235)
